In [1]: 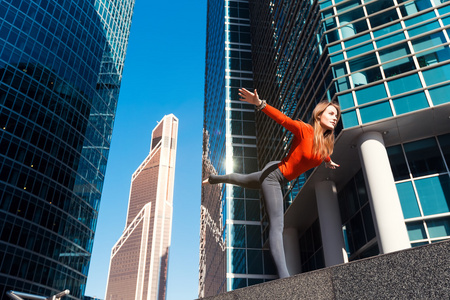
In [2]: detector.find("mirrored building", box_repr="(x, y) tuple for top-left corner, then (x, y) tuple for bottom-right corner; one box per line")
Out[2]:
(201, 0), (450, 296)
(0, 0), (134, 298)
(200, 0), (278, 298)
(248, 0), (450, 275)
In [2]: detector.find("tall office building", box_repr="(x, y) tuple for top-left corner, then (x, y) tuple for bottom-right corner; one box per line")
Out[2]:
(248, 0), (450, 274)
(201, 0), (450, 296)
(105, 114), (178, 300)
(0, 0), (134, 299)
(200, 0), (277, 297)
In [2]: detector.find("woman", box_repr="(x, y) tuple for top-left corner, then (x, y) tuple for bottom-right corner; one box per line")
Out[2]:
(203, 88), (341, 278)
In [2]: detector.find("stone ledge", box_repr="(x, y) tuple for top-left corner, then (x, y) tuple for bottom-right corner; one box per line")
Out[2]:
(199, 240), (450, 300)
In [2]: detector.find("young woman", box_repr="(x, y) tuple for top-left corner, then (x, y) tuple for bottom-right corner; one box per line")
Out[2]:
(203, 88), (341, 278)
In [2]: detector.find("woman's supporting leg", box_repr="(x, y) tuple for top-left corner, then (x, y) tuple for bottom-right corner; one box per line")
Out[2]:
(260, 168), (290, 278)
(206, 161), (290, 278)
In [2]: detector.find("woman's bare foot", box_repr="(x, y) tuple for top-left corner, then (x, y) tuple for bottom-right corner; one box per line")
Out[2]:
(202, 178), (210, 186)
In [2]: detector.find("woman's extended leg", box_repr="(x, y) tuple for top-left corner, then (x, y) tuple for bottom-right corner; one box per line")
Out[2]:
(208, 172), (262, 189)
(260, 168), (290, 279)
(206, 161), (280, 190)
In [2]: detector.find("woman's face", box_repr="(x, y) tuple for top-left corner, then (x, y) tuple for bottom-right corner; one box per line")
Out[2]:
(319, 105), (338, 131)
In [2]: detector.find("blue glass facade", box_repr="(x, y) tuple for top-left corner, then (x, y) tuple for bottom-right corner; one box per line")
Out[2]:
(247, 0), (450, 275)
(200, 0), (276, 297)
(321, 0), (450, 260)
(0, 0), (134, 298)
(325, 1), (450, 128)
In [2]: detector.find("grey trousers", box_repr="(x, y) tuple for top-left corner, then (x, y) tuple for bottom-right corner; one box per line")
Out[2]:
(209, 161), (290, 278)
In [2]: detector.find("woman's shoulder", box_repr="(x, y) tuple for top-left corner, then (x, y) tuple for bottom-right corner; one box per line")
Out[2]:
(296, 119), (313, 130)
(293, 119), (313, 137)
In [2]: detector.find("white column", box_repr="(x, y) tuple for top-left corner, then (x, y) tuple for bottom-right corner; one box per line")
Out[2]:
(283, 227), (302, 275)
(358, 131), (411, 253)
(315, 181), (347, 267)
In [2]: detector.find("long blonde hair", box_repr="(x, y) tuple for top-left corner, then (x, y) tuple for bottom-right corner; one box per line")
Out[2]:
(309, 101), (341, 160)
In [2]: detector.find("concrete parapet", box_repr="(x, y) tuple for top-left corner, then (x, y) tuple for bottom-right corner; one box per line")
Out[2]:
(198, 240), (449, 299)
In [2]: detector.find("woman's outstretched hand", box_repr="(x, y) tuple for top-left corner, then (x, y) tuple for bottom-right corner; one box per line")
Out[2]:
(325, 160), (340, 169)
(239, 88), (262, 106)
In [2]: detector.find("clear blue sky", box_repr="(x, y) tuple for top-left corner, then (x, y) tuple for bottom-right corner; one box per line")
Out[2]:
(85, 1), (206, 299)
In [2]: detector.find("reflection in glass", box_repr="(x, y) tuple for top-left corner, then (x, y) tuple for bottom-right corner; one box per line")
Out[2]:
(396, 181), (421, 219)
(359, 101), (392, 123)
(392, 92), (429, 115)
(388, 73), (422, 96)
(387, 145), (410, 181)
(427, 217), (450, 238)
(403, 138), (446, 177)
(406, 221), (427, 240)
(355, 83), (388, 105)
(415, 175), (450, 215)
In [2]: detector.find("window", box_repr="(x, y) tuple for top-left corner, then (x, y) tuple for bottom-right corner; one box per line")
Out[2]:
(403, 138), (446, 177)
(367, 2), (398, 29)
(355, 83), (387, 105)
(341, 110), (359, 128)
(422, 63), (450, 86)
(229, 224), (245, 247)
(427, 217), (450, 238)
(338, 92), (355, 109)
(392, 92), (429, 115)
(247, 249), (263, 274)
(387, 145), (410, 181)
(359, 101), (393, 123)
(412, 33), (450, 67)
(380, 43), (415, 78)
(246, 225), (261, 248)
(396, 181), (421, 218)
(346, 42), (374, 59)
(400, 3), (434, 19)
(245, 200), (260, 221)
(429, 84), (450, 105)
(387, 73), (422, 96)
(229, 248), (246, 274)
(230, 199), (245, 220)
(373, 23), (403, 39)
(415, 175), (450, 215)
(406, 221), (427, 240)
(437, 133), (450, 166)
(408, 21), (440, 38)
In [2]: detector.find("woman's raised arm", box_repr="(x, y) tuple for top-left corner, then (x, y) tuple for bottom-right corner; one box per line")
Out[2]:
(238, 88), (263, 106)
(239, 88), (303, 136)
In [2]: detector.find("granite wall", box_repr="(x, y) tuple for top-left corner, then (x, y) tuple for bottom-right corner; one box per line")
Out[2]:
(199, 240), (449, 299)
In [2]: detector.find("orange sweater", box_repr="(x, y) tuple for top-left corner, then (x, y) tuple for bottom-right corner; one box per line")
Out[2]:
(262, 104), (330, 181)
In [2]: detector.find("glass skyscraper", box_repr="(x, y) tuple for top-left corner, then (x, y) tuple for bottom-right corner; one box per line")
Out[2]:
(200, 0), (277, 297)
(201, 0), (450, 296)
(0, 0), (134, 299)
(249, 0), (450, 274)
(105, 114), (178, 300)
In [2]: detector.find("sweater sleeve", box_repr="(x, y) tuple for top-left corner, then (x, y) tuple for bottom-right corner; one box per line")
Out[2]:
(261, 104), (303, 136)
(324, 156), (331, 162)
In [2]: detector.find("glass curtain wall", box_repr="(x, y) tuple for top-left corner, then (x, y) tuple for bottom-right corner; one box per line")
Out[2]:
(321, 0), (450, 128)
(248, 0), (338, 251)
(248, 0), (450, 272)
(201, 0), (275, 296)
(325, 0), (450, 262)
(388, 133), (450, 247)
(0, 0), (134, 298)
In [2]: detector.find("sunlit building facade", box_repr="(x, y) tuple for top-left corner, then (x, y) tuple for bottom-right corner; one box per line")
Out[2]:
(0, 0), (134, 298)
(248, 0), (450, 275)
(200, 0), (278, 297)
(105, 114), (178, 300)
